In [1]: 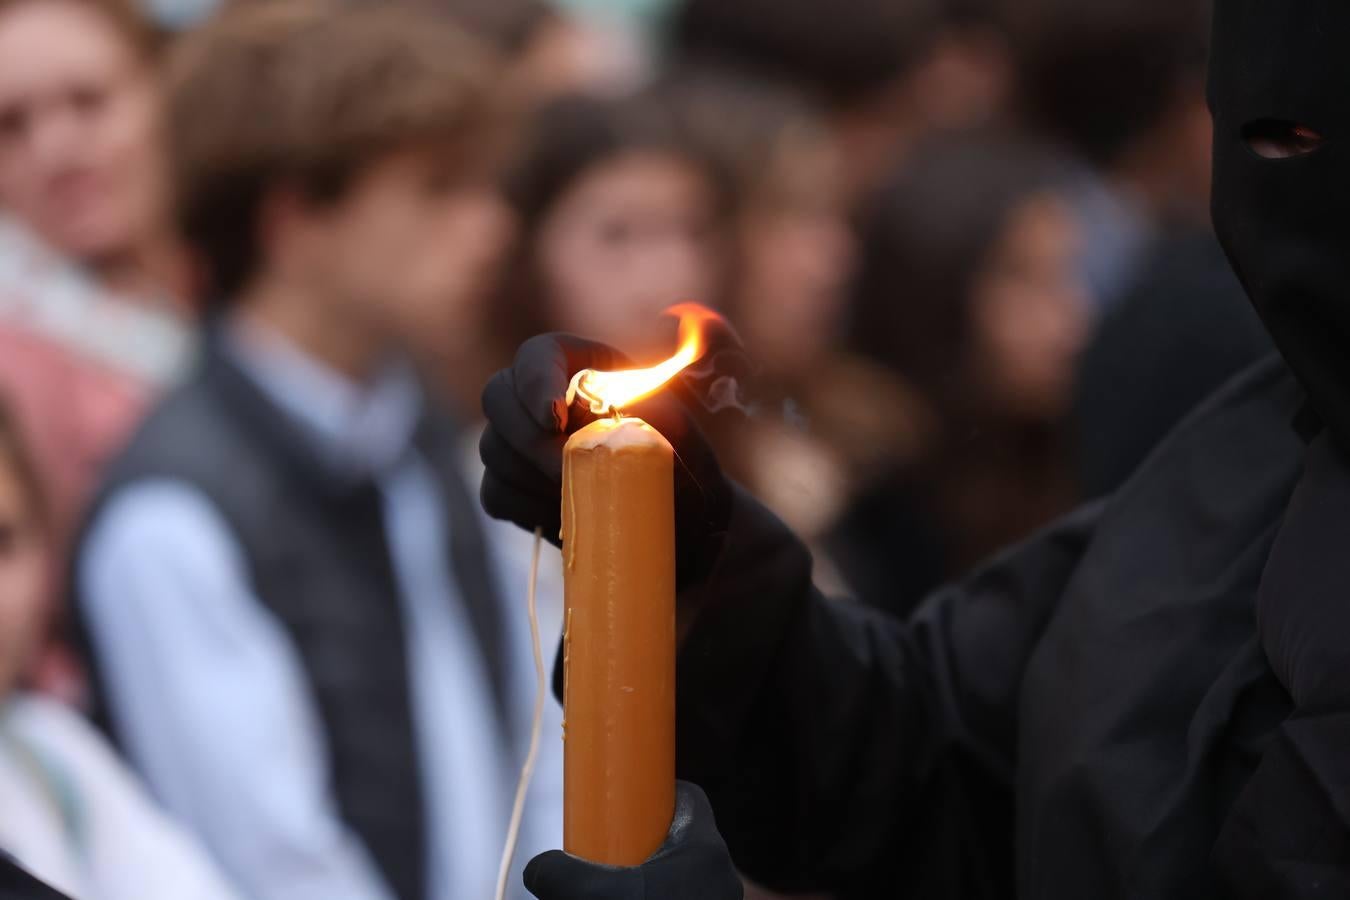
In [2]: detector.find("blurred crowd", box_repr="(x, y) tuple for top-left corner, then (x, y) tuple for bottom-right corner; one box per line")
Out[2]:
(0, 0), (1270, 897)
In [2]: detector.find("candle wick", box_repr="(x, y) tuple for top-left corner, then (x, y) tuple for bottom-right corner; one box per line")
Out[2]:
(608, 406), (624, 422)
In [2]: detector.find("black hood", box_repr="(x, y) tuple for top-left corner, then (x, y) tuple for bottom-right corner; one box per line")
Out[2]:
(1209, 0), (1350, 445)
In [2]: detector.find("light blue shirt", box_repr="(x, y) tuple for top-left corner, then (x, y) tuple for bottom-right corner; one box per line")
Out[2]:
(78, 322), (563, 900)
(1065, 167), (1153, 316)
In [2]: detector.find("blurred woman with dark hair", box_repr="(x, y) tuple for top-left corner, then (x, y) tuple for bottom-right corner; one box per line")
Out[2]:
(663, 67), (851, 391)
(657, 67), (882, 574)
(494, 88), (730, 361)
(830, 132), (1090, 616)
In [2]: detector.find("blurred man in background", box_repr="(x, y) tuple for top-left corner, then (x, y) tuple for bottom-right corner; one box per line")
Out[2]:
(1004, 0), (1272, 494)
(667, 0), (1004, 203)
(1005, 0), (1214, 310)
(71, 4), (553, 899)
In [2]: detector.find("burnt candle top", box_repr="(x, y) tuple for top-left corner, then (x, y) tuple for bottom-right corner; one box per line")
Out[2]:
(566, 417), (674, 453)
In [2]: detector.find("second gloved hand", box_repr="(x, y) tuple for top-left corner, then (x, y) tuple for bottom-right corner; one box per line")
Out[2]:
(523, 782), (743, 900)
(480, 334), (731, 587)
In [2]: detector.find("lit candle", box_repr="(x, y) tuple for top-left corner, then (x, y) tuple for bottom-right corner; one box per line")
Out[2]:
(561, 415), (676, 865)
(558, 304), (718, 865)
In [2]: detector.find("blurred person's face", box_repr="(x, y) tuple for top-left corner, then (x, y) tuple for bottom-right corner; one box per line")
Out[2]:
(533, 151), (722, 356)
(0, 0), (167, 265)
(968, 193), (1089, 420)
(907, 26), (1011, 136)
(734, 137), (852, 377)
(830, 30), (1012, 206)
(0, 449), (47, 698)
(284, 147), (516, 361)
(830, 96), (910, 206)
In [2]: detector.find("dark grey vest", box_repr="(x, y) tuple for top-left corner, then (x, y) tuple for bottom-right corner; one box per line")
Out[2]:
(73, 338), (512, 900)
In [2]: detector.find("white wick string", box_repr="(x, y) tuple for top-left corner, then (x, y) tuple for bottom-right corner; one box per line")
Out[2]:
(495, 527), (546, 900)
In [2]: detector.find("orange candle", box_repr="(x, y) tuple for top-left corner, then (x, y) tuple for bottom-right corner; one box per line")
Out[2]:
(561, 415), (677, 865)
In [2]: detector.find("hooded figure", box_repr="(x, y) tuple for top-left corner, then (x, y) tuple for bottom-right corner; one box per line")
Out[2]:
(482, 1), (1350, 897)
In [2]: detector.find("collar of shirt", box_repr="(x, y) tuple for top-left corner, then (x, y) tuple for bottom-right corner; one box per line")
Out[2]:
(1065, 167), (1153, 312)
(0, 215), (194, 387)
(221, 319), (423, 479)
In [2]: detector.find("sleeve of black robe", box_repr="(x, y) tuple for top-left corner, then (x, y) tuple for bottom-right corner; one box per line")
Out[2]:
(1214, 712), (1350, 897)
(672, 488), (1103, 895)
(1212, 432), (1350, 896)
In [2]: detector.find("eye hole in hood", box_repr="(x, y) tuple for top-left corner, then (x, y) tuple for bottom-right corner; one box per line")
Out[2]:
(1243, 119), (1327, 159)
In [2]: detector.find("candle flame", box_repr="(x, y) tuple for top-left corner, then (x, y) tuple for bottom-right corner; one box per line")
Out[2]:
(567, 303), (722, 415)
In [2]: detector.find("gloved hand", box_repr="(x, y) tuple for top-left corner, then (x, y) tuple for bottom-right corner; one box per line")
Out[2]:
(1258, 430), (1350, 712)
(480, 334), (732, 587)
(523, 782), (743, 900)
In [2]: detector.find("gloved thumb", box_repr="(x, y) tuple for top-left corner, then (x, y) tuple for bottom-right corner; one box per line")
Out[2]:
(523, 850), (642, 899)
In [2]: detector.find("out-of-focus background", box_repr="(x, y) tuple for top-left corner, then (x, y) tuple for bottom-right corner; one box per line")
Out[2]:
(0, 0), (1271, 897)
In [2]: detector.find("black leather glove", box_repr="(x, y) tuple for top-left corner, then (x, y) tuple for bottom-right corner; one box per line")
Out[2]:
(523, 782), (743, 900)
(480, 334), (732, 587)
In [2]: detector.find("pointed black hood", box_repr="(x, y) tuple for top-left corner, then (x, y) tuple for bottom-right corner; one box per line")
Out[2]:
(1210, 0), (1350, 445)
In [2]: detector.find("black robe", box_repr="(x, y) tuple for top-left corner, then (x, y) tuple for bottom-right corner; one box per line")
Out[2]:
(1073, 229), (1269, 498)
(674, 355), (1344, 898)
(0, 857), (70, 900)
